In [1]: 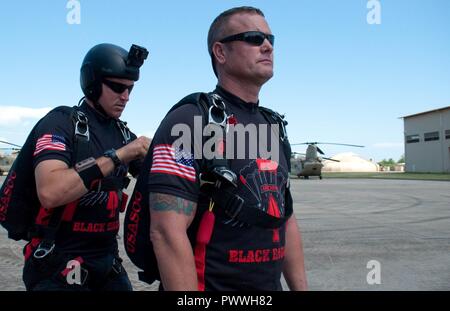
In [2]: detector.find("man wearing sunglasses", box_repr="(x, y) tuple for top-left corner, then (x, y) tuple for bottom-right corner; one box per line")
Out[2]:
(22, 43), (151, 291)
(147, 7), (307, 291)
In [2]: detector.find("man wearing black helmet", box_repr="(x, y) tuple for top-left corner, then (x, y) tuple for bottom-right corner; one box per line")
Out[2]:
(147, 7), (307, 290)
(22, 43), (151, 291)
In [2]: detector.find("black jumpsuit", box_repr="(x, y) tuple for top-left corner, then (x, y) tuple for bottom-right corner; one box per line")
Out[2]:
(148, 86), (291, 291)
(23, 101), (140, 291)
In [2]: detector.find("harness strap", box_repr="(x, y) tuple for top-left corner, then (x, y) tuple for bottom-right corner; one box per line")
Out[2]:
(208, 185), (293, 229)
(31, 206), (65, 258)
(73, 109), (90, 163)
(259, 106), (292, 171)
(200, 94), (293, 229)
(116, 120), (131, 144)
(258, 106), (294, 225)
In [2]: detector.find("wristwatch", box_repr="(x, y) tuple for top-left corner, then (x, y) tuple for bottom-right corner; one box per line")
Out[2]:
(103, 149), (122, 168)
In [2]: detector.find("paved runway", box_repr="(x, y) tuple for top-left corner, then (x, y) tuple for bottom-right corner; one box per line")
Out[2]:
(292, 178), (450, 290)
(1, 176), (449, 290)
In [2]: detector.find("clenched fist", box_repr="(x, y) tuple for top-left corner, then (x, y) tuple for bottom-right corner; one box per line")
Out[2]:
(116, 136), (151, 164)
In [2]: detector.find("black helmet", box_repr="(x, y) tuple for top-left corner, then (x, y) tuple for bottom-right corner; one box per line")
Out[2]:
(80, 43), (149, 101)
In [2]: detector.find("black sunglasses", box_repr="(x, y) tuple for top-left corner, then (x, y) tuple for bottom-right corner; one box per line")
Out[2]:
(219, 31), (275, 47)
(103, 79), (134, 94)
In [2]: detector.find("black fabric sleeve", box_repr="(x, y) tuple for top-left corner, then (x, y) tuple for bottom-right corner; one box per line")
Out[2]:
(126, 132), (142, 177)
(32, 109), (74, 169)
(147, 102), (204, 202)
(129, 159), (143, 178)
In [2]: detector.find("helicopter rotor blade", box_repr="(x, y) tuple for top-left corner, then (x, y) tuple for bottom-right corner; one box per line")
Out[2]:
(316, 146), (325, 155)
(290, 142), (318, 146)
(313, 142), (365, 148)
(0, 140), (22, 148)
(322, 157), (340, 162)
(290, 142), (364, 148)
(0, 147), (21, 151)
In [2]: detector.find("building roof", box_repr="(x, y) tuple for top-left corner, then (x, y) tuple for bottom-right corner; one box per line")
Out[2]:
(401, 106), (450, 119)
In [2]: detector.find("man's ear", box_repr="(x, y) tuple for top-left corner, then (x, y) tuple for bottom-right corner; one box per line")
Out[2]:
(212, 42), (226, 65)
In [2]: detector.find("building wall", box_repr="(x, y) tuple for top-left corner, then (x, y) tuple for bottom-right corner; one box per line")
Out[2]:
(404, 108), (450, 173)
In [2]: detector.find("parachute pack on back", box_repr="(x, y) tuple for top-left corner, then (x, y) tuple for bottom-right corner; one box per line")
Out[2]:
(0, 107), (74, 240)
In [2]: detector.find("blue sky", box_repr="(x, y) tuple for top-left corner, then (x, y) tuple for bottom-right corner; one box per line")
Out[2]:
(1, 0), (449, 162)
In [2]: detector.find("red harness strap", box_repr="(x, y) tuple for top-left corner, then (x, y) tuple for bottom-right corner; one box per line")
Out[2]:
(194, 210), (216, 291)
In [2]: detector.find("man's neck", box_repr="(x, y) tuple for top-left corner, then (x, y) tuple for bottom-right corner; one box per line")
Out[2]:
(218, 77), (261, 103)
(85, 98), (96, 110)
(84, 98), (110, 119)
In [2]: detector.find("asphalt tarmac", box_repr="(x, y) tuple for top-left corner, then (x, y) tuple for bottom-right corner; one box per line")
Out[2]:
(292, 178), (450, 290)
(1, 176), (449, 290)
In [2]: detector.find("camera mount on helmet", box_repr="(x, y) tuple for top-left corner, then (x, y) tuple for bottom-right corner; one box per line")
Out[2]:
(127, 44), (149, 68)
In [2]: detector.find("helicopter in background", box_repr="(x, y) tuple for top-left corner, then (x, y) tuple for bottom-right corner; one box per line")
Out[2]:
(0, 140), (21, 175)
(290, 142), (364, 179)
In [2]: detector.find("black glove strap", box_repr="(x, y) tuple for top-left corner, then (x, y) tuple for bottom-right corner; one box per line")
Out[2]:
(76, 158), (104, 190)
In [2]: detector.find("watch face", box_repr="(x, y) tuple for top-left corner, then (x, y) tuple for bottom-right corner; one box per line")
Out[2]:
(105, 149), (121, 167)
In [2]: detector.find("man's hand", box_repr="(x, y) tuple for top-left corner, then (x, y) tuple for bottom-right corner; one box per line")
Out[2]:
(116, 136), (151, 164)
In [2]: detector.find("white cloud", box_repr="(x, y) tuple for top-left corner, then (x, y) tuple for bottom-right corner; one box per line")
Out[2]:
(372, 142), (404, 149)
(0, 106), (52, 126)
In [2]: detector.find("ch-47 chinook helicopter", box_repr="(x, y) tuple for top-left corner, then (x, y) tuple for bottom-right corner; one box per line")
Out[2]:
(290, 142), (364, 179)
(0, 140), (21, 175)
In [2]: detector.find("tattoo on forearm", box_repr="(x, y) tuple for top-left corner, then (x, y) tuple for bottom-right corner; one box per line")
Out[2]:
(149, 193), (196, 216)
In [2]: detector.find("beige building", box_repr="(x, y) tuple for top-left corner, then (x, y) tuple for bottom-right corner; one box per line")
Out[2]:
(402, 106), (450, 173)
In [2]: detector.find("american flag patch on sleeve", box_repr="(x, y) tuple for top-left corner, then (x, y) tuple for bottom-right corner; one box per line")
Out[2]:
(150, 144), (196, 182)
(33, 134), (67, 156)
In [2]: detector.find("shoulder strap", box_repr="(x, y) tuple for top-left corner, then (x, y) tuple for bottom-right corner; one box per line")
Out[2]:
(116, 119), (132, 144)
(41, 105), (91, 164)
(166, 92), (211, 129)
(71, 107), (90, 162)
(167, 92), (207, 114)
(259, 106), (292, 171)
(258, 106), (294, 224)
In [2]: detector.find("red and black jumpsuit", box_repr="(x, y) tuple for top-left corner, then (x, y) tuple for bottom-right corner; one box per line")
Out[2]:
(148, 86), (290, 291)
(23, 101), (140, 291)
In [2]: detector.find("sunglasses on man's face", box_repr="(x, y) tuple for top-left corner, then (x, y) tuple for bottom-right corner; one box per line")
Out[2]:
(219, 31), (275, 47)
(103, 79), (134, 94)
